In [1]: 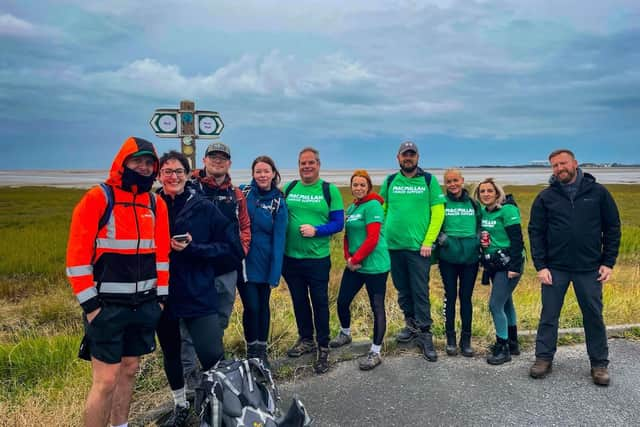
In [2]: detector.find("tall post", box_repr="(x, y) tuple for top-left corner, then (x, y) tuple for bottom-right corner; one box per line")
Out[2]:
(179, 100), (196, 170)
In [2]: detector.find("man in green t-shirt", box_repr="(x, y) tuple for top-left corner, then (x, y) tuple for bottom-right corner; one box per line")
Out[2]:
(380, 141), (445, 361)
(282, 147), (344, 374)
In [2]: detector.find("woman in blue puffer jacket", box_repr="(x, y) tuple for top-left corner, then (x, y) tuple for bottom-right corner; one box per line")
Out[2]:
(239, 155), (288, 368)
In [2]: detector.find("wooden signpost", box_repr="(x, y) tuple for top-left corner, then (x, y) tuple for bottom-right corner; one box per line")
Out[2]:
(149, 100), (224, 169)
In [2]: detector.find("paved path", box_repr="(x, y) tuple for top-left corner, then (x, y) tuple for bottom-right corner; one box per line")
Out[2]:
(278, 339), (640, 426)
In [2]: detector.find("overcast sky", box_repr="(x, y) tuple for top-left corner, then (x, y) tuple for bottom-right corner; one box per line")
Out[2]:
(2, 0), (639, 170)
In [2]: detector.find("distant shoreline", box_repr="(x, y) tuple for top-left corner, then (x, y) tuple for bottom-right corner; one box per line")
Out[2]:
(2, 167), (640, 188)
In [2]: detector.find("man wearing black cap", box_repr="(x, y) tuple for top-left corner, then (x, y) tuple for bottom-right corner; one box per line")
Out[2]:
(181, 142), (250, 387)
(380, 141), (446, 361)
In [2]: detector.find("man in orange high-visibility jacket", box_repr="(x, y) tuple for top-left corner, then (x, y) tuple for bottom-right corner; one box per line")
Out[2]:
(66, 137), (170, 427)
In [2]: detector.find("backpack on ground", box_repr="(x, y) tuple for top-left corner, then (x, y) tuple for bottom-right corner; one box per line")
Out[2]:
(195, 358), (312, 427)
(284, 179), (332, 208)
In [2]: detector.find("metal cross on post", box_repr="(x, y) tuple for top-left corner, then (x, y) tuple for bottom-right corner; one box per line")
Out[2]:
(149, 99), (224, 170)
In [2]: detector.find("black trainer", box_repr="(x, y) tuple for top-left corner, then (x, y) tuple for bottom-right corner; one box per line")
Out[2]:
(161, 403), (190, 427)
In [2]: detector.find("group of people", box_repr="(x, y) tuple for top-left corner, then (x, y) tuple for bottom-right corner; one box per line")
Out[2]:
(66, 138), (621, 427)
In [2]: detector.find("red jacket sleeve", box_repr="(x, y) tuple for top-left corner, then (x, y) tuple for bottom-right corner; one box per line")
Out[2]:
(236, 188), (251, 256)
(350, 222), (381, 265)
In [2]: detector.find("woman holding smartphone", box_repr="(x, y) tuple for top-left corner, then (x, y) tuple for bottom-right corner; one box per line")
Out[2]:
(473, 177), (524, 366)
(239, 156), (288, 369)
(329, 169), (390, 371)
(155, 150), (243, 426)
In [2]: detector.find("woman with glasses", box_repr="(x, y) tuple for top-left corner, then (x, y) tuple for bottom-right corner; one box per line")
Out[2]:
(473, 178), (524, 366)
(155, 150), (244, 426)
(238, 155), (288, 369)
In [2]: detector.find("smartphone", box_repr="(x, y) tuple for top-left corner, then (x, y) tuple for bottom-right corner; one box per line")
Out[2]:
(172, 233), (190, 243)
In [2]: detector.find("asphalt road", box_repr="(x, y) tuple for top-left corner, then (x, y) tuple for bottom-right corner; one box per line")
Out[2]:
(278, 339), (640, 426)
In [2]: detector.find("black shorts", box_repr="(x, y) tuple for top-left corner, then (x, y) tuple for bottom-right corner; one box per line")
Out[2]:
(79, 300), (162, 364)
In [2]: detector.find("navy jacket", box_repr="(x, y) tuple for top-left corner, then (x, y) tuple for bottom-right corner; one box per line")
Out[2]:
(528, 171), (621, 272)
(160, 187), (244, 318)
(242, 180), (288, 286)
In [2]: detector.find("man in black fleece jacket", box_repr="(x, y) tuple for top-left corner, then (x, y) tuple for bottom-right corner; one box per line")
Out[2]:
(528, 149), (621, 386)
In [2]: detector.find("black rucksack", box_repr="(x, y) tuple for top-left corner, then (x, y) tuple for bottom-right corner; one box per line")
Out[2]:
(284, 180), (332, 208)
(97, 183), (157, 231)
(195, 358), (311, 427)
(240, 185), (282, 220)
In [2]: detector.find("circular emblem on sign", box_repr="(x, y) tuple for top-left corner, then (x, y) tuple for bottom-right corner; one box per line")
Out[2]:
(182, 112), (193, 124)
(182, 136), (193, 145)
(183, 145), (194, 155)
(158, 115), (177, 132)
(199, 116), (216, 135)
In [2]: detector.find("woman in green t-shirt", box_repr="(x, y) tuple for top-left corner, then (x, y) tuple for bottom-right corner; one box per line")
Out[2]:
(473, 178), (524, 366)
(329, 170), (390, 371)
(438, 169), (481, 357)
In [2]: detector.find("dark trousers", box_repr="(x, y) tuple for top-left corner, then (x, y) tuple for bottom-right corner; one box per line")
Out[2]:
(282, 256), (331, 348)
(237, 281), (272, 343)
(157, 310), (223, 390)
(489, 271), (520, 339)
(438, 259), (479, 335)
(337, 269), (388, 346)
(389, 250), (432, 329)
(535, 269), (608, 367)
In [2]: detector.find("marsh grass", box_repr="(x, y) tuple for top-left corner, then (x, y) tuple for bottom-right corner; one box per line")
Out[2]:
(1, 185), (640, 426)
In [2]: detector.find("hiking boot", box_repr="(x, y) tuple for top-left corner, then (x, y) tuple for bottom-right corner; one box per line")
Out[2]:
(591, 367), (610, 386)
(508, 325), (520, 356)
(487, 337), (511, 365)
(256, 343), (271, 371)
(416, 330), (438, 362)
(396, 319), (418, 343)
(459, 332), (474, 358)
(287, 338), (316, 358)
(246, 343), (260, 359)
(161, 403), (190, 427)
(446, 332), (458, 356)
(184, 370), (200, 396)
(359, 351), (382, 371)
(529, 358), (553, 379)
(313, 347), (330, 374)
(329, 331), (352, 348)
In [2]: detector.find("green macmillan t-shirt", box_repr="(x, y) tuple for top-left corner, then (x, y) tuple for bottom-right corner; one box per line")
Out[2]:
(443, 196), (478, 237)
(382, 173), (446, 250)
(284, 179), (344, 259)
(345, 199), (390, 274)
(480, 203), (521, 254)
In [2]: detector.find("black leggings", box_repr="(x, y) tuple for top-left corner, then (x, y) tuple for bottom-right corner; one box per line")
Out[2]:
(156, 310), (223, 390)
(336, 269), (388, 346)
(438, 259), (479, 335)
(237, 281), (272, 343)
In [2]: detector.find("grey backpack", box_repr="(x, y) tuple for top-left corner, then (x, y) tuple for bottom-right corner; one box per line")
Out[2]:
(195, 358), (312, 427)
